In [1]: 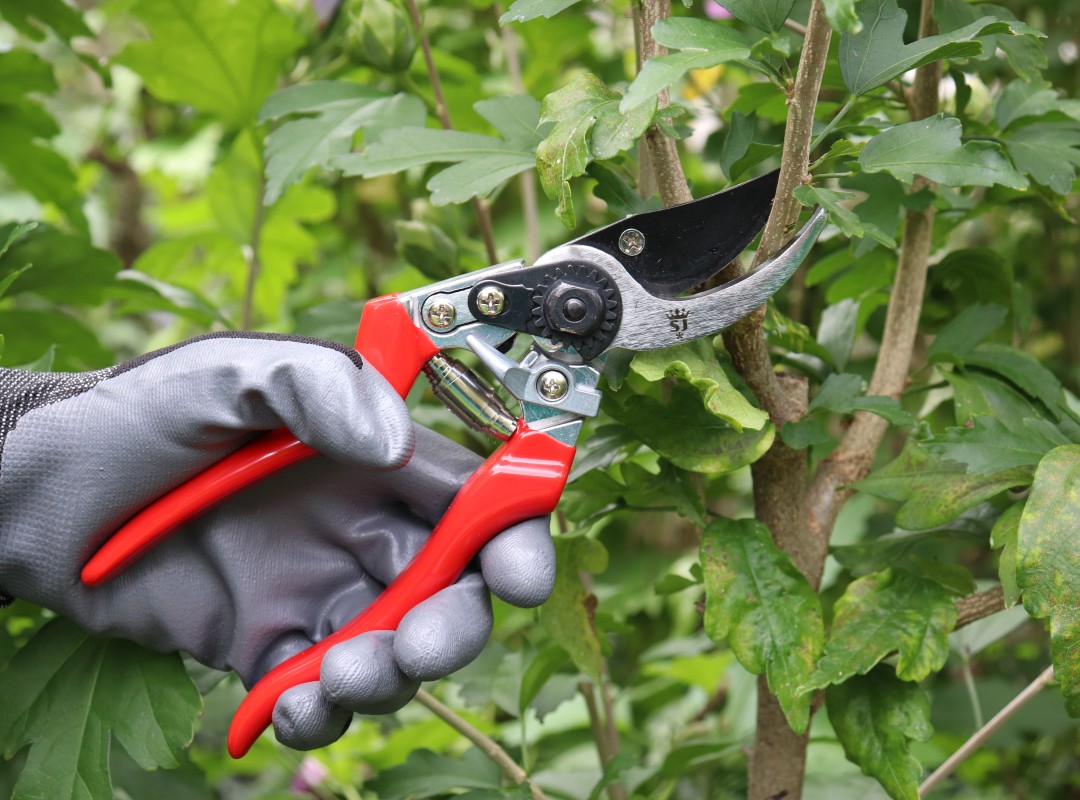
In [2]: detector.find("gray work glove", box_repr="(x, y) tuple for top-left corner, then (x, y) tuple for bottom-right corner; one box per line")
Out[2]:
(0, 333), (555, 749)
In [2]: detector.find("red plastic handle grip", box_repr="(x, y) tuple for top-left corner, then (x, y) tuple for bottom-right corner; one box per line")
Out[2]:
(227, 425), (575, 758)
(81, 295), (439, 586)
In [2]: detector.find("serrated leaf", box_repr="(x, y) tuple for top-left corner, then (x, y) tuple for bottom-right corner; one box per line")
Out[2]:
(0, 310), (111, 371)
(366, 748), (503, 798)
(1003, 122), (1080, 195)
(995, 80), (1080, 131)
(116, 0), (302, 127)
(587, 162), (649, 216)
(630, 339), (767, 431)
(991, 502), (1023, 607)
(499, 0), (583, 24)
(539, 536), (608, 683)
(839, 0), (1039, 95)
(927, 304), (1008, 365)
(963, 343), (1068, 417)
(1016, 445), (1080, 715)
(924, 417), (1070, 477)
(716, 0), (796, 33)
(336, 95), (541, 206)
(536, 73), (655, 227)
(260, 82), (424, 204)
(935, 0), (1047, 83)
(0, 223), (121, 305)
(0, 618), (201, 800)
(860, 114), (1027, 189)
(946, 370), (1039, 428)
(827, 669), (932, 800)
(701, 517), (823, 733)
(803, 569), (957, 691)
(609, 385), (775, 474)
(856, 439), (1033, 530)
(793, 186), (896, 247)
(620, 19), (751, 112)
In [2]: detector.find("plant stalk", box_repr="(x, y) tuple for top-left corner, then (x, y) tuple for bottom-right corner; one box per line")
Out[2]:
(404, 0), (499, 264)
(415, 689), (548, 800)
(919, 666), (1055, 796)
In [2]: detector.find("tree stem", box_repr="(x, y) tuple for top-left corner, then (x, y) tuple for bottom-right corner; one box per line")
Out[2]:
(918, 665), (1055, 796)
(242, 172), (266, 330)
(415, 689), (548, 800)
(404, 0), (499, 264)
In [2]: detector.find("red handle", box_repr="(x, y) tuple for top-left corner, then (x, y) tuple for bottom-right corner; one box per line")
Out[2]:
(80, 295), (439, 586)
(227, 425), (574, 758)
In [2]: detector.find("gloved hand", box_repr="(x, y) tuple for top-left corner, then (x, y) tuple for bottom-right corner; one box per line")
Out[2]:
(0, 332), (555, 749)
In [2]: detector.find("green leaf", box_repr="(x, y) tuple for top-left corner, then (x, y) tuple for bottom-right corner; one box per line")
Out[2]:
(0, 619), (201, 800)
(715, 0), (796, 33)
(963, 343), (1068, 417)
(856, 439), (1033, 530)
(781, 418), (831, 449)
(839, 0), (1040, 95)
(0, 51), (56, 104)
(946, 370), (1040, 428)
(808, 373), (914, 425)
(1016, 445), (1080, 715)
(701, 517), (824, 733)
(260, 82), (424, 204)
(0, 224), (121, 305)
(336, 95), (542, 206)
(116, 0), (302, 127)
(0, 0), (91, 44)
(859, 114), (1027, 189)
(588, 162), (649, 216)
(539, 536), (608, 683)
(393, 220), (459, 282)
(996, 80), (1080, 130)
(499, 0), (583, 24)
(990, 502), (1023, 608)
(536, 73), (655, 226)
(924, 417), (1070, 477)
(927, 304), (1008, 365)
(827, 669), (932, 800)
(1003, 122), (1080, 195)
(630, 339), (768, 431)
(365, 748), (503, 798)
(817, 298), (858, 370)
(0, 310), (112, 371)
(803, 569), (957, 690)
(519, 645), (570, 716)
(608, 385), (775, 474)
(822, 0), (862, 34)
(792, 186), (896, 247)
(935, 0), (1047, 83)
(620, 20), (751, 112)
(719, 110), (756, 181)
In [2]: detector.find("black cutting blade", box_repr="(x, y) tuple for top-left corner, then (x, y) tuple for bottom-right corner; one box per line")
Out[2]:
(572, 169), (779, 299)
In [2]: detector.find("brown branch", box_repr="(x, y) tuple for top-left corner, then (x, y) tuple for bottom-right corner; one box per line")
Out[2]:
(807, 0), (941, 556)
(404, 0), (499, 264)
(415, 689), (548, 800)
(955, 586), (1006, 629)
(580, 681), (627, 800)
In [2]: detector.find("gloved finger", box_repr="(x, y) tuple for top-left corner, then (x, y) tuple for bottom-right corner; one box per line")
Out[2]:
(479, 516), (556, 608)
(321, 630), (420, 714)
(394, 572), (493, 681)
(134, 334), (415, 470)
(272, 682), (352, 750)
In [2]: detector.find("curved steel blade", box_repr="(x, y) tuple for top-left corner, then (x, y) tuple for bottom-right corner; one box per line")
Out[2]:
(570, 170), (779, 298)
(536, 208), (827, 355)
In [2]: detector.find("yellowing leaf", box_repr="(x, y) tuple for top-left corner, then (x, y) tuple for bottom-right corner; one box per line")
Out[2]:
(701, 518), (823, 732)
(1016, 444), (1080, 715)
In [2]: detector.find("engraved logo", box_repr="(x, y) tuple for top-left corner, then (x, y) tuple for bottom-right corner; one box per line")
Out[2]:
(667, 308), (690, 339)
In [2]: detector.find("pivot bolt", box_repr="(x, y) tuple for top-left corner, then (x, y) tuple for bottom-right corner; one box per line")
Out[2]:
(475, 285), (506, 316)
(537, 370), (569, 402)
(618, 228), (645, 256)
(425, 300), (456, 330)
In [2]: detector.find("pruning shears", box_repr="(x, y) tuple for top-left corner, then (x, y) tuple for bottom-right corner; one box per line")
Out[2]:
(79, 169), (826, 758)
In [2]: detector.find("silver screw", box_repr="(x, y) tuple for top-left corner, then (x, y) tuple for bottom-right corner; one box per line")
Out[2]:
(537, 370), (569, 402)
(425, 299), (456, 330)
(618, 228), (646, 256)
(475, 285), (506, 316)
